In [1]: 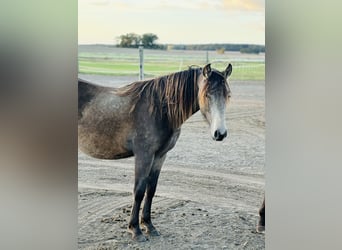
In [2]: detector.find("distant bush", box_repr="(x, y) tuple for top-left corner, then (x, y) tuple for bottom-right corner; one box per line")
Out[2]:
(240, 46), (262, 54)
(216, 48), (225, 54)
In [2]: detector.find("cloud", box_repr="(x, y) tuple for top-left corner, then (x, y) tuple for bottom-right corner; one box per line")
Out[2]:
(83, 0), (110, 6)
(222, 0), (264, 12)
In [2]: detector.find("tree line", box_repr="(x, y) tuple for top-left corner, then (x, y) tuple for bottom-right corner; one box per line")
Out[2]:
(170, 44), (265, 54)
(116, 33), (265, 54)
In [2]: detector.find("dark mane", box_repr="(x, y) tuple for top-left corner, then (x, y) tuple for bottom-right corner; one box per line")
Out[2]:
(116, 68), (201, 129)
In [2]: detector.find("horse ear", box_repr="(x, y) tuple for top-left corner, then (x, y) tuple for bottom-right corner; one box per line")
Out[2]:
(224, 63), (233, 78)
(202, 64), (212, 79)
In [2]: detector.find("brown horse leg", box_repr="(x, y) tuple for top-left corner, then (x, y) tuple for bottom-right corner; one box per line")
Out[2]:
(141, 155), (166, 236)
(128, 153), (154, 242)
(257, 197), (265, 233)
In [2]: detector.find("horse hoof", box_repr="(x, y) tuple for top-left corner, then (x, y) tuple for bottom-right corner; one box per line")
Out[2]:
(133, 233), (148, 242)
(148, 228), (161, 237)
(256, 224), (265, 233)
(129, 226), (148, 242)
(141, 222), (161, 237)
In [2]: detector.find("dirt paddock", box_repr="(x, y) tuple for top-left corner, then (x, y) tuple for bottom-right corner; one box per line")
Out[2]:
(78, 75), (265, 249)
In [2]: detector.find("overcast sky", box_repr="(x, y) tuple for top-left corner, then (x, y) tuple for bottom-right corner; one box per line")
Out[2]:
(78, 0), (265, 45)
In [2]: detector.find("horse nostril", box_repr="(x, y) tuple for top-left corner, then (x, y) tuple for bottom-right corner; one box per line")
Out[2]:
(214, 130), (219, 139)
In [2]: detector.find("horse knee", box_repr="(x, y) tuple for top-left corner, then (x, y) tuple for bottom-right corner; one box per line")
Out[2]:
(134, 179), (147, 201)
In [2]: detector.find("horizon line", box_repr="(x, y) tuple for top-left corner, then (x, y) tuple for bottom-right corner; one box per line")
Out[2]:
(78, 42), (265, 47)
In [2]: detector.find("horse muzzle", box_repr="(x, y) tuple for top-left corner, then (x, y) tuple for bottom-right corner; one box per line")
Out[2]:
(213, 129), (227, 141)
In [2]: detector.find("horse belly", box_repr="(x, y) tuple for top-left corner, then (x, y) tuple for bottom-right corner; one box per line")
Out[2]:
(78, 94), (135, 159)
(78, 116), (134, 160)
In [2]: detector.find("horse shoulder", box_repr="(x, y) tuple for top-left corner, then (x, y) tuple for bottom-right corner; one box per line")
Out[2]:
(155, 128), (181, 156)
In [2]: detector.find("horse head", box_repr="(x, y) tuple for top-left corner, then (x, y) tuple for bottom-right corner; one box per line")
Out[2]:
(198, 63), (232, 141)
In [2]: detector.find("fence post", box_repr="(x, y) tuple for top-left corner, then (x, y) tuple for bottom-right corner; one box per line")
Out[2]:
(139, 46), (144, 80)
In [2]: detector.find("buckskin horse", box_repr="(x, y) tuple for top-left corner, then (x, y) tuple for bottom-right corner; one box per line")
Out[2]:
(78, 63), (232, 241)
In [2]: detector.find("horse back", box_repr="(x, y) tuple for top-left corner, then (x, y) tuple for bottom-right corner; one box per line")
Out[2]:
(78, 79), (103, 119)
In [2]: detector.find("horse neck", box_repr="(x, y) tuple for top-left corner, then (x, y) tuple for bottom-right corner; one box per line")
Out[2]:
(166, 69), (201, 129)
(184, 68), (202, 116)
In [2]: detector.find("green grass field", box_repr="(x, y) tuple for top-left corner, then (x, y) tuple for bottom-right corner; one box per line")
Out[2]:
(78, 46), (265, 81)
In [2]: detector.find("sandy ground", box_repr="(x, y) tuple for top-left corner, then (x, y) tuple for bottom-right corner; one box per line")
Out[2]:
(78, 74), (265, 249)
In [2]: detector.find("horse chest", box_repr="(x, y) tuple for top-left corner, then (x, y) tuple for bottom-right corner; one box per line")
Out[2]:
(155, 129), (181, 156)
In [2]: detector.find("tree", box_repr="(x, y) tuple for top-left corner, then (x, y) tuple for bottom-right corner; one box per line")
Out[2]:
(141, 33), (158, 48)
(118, 33), (141, 48)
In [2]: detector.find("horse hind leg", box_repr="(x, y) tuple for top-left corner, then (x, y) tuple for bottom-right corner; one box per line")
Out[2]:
(128, 153), (155, 242)
(141, 155), (166, 237)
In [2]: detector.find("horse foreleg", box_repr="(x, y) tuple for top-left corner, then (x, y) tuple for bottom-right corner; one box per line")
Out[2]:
(128, 153), (154, 242)
(141, 155), (166, 236)
(257, 197), (265, 233)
